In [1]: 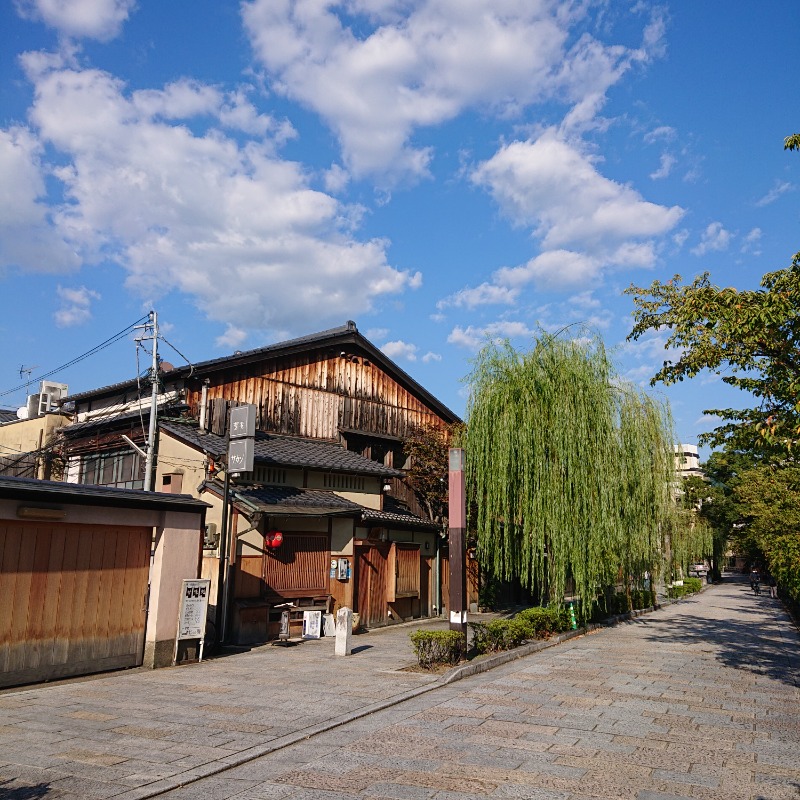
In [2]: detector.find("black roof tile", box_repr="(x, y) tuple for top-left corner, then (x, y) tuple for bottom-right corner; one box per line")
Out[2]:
(161, 420), (404, 477)
(0, 475), (209, 512)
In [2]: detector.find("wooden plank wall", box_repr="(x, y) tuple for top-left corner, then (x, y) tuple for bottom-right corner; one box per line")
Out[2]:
(261, 534), (329, 598)
(394, 543), (421, 598)
(0, 521), (150, 688)
(355, 542), (391, 628)
(186, 353), (446, 440)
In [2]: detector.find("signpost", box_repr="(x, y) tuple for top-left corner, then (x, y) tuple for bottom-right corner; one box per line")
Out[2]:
(218, 403), (257, 643)
(173, 578), (211, 665)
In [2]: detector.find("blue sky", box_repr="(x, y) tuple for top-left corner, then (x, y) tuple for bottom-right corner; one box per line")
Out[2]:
(1, 0), (798, 458)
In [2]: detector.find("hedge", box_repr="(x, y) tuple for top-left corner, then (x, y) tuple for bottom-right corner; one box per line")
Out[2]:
(409, 630), (465, 668)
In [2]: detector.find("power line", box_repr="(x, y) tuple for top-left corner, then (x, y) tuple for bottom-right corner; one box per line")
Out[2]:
(0, 315), (150, 401)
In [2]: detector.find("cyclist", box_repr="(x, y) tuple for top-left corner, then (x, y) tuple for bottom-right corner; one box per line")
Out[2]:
(749, 568), (761, 595)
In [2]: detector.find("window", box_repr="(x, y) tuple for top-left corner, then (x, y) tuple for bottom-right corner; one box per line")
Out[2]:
(79, 449), (144, 489)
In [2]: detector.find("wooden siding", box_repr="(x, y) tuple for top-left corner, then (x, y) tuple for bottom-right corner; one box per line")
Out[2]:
(390, 543), (421, 600)
(185, 353), (446, 441)
(234, 555), (263, 599)
(0, 521), (150, 688)
(355, 542), (391, 629)
(261, 533), (329, 599)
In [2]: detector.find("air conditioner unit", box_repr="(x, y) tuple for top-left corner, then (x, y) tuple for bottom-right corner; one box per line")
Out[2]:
(38, 381), (68, 415)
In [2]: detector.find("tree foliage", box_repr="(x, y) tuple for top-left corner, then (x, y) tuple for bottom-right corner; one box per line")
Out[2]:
(462, 334), (681, 618)
(403, 423), (462, 525)
(785, 133), (800, 151)
(625, 254), (800, 456)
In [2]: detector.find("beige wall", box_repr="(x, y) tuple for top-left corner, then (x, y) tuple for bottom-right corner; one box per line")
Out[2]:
(155, 432), (208, 498)
(143, 509), (204, 668)
(0, 413), (70, 478)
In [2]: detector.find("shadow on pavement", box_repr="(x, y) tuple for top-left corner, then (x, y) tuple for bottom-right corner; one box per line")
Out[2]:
(0, 780), (51, 800)
(633, 580), (799, 688)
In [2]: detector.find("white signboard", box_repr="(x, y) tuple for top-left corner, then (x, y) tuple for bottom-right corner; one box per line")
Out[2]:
(302, 610), (322, 640)
(177, 579), (211, 640)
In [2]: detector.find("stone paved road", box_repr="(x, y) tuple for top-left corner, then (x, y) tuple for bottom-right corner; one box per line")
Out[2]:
(1, 579), (797, 800)
(153, 578), (799, 800)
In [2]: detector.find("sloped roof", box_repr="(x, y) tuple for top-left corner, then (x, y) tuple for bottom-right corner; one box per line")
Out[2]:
(0, 475), (209, 512)
(202, 481), (437, 530)
(161, 420), (404, 477)
(63, 321), (459, 423)
(0, 409), (19, 424)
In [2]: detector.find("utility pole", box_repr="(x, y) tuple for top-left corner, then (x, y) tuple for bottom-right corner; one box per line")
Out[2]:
(137, 310), (159, 492)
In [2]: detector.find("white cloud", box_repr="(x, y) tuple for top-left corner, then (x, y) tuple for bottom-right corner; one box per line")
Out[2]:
(472, 130), (684, 254)
(643, 125), (676, 144)
(650, 152), (675, 180)
(17, 62), (418, 335)
(54, 284), (100, 326)
(755, 180), (793, 207)
(0, 125), (79, 272)
(242, 1), (664, 181)
(742, 227), (762, 255)
(215, 325), (248, 350)
(672, 229), (689, 249)
(15, 0), (135, 41)
(422, 351), (441, 363)
(365, 327), (389, 341)
(437, 282), (519, 310)
(691, 222), (731, 256)
(448, 320), (536, 350)
(381, 340), (418, 361)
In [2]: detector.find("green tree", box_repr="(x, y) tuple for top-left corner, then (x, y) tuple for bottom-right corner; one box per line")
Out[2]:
(733, 465), (800, 603)
(463, 333), (678, 618)
(625, 255), (800, 456)
(403, 423), (461, 525)
(785, 133), (800, 151)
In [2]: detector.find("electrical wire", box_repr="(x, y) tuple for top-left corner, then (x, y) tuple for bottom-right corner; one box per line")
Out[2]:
(0, 315), (150, 401)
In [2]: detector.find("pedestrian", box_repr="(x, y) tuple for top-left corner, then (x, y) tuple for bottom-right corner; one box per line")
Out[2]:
(768, 574), (777, 599)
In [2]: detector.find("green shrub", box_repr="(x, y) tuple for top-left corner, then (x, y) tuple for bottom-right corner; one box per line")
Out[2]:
(668, 583), (689, 599)
(410, 630), (465, 668)
(469, 619), (533, 655)
(630, 589), (656, 609)
(683, 577), (703, 593)
(515, 606), (570, 638)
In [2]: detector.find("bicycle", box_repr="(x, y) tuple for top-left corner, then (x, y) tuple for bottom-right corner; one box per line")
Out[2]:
(751, 581), (761, 596)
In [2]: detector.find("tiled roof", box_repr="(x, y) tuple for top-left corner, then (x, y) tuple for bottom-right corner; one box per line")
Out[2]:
(0, 409), (19, 424)
(62, 321), (460, 423)
(0, 475), (209, 512)
(161, 420), (404, 477)
(202, 481), (436, 530)
(226, 484), (363, 517)
(62, 406), (188, 437)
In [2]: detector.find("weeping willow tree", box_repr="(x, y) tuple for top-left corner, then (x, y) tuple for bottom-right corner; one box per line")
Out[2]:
(464, 334), (677, 617)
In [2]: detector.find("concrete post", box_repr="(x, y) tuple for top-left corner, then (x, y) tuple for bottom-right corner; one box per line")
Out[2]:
(335, 606), (353, 656)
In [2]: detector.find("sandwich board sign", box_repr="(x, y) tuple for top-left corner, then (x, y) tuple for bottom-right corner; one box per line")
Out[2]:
(173, 578), (211, 665)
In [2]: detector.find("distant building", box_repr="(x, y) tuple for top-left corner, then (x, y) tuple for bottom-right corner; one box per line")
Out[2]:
(675, 443), (703, 479)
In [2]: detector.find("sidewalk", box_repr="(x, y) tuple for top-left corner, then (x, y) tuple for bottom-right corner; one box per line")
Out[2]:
(0, 616), (469, 800)
(0, 584), (797, 800)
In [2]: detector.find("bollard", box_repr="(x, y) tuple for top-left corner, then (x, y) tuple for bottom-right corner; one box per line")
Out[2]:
(335, 606), (353, 656)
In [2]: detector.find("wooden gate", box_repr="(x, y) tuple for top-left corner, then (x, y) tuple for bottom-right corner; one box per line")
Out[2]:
(355, 541), (391, 629)
(0, 521), (151, 688)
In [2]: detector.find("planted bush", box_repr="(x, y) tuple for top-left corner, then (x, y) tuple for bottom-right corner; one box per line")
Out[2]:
(515, 606), (570, 638)
(630, 589), (656, 609)
(410, 630), (465, 668)
(683, 577), (703, 593)
(470, 619), (533, 655)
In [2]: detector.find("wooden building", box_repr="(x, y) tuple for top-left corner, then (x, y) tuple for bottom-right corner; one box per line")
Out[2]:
(59, 322), (461, 641)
